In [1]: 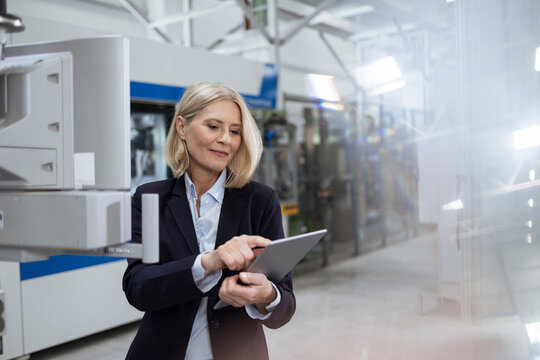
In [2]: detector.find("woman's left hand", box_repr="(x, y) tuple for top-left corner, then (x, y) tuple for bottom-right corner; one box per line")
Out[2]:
(218, 272), (277, 314)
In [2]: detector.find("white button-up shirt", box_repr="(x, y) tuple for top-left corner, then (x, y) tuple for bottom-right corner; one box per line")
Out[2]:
(184, 171), (280, 360)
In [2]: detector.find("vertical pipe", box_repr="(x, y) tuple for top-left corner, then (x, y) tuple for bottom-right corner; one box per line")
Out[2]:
(182, 0), (192, 47)
(142, 194), (159, 263)
(349, 104), (361, 256)
(267, 0), (281, 108)
(267, 0), (279, 64)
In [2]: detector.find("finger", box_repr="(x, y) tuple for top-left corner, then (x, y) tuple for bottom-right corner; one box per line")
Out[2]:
(239, 272), (268, 286)
(219, 248), (245, 271)
(221, 274), (239, 290)
(245, 236), (271, 249)
(219, 276), (252, 307)
(219, 282), (240, 306)
(237, 241), (255, 264)
(239, 273), (275, 305)
(220, 238), (257, 270)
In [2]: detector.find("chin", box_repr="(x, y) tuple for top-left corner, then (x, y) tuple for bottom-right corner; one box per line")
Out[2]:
(208, 163), (228, 173)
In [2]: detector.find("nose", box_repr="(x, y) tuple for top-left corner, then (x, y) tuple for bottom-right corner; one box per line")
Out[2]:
(217, 129), (230, 144)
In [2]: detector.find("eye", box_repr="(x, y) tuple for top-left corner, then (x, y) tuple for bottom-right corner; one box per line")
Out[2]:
(231, 129), (241, 136)
(208, 124), (219, 130)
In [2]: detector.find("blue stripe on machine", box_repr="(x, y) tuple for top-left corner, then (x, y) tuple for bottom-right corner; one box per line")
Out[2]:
(130, 63), (278, 109)
(130, 81), (186, 103)
(20, 255), (124, 281)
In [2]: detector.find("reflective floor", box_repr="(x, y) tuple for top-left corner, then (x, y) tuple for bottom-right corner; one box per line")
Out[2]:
(29, 229), (535, 360)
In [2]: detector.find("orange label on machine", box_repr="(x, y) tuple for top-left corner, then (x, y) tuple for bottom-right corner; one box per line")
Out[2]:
(281, 203), (299, 216)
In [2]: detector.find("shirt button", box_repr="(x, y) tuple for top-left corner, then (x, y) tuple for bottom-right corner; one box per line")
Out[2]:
(210, 318), (220, 329)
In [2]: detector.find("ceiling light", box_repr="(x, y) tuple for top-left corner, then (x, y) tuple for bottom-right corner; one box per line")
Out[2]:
(305, 74), (341, 102)
(318, 102), (344, 111)
(367, 80), (406, 96)
(513, 126), (540, 149)
(526, 322), (540, 344)
(355, 56), (404, 96)
(442, 199), (463, 211)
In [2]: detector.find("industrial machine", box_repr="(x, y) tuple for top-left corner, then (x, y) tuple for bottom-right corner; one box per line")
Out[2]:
(0, 35), (160, 359)
(256, 112), (299, 236)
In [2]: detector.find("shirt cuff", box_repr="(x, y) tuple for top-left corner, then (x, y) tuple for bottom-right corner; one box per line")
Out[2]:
(192, 253), (222, 293)
(245, 282), (281, 320)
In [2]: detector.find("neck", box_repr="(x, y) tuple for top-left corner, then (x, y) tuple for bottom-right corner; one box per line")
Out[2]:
(188, 168), (221, 197)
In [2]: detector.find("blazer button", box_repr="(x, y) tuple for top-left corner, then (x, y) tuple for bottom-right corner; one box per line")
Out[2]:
(210, 318), (220, 329)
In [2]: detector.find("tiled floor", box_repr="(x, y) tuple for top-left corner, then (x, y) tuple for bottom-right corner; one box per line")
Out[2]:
(30, 231), (533, 360)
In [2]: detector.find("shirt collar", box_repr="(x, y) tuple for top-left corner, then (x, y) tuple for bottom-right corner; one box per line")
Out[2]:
(184, 170), (226, 204)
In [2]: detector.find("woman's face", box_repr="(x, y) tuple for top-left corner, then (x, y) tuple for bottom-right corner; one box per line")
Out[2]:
(176, 100), (242, 181)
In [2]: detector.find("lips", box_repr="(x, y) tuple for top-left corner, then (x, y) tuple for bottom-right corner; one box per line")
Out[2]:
(210, 149), (228, 157)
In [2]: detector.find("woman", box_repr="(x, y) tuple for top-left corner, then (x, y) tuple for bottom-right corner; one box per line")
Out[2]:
(123, 82), (296, 360)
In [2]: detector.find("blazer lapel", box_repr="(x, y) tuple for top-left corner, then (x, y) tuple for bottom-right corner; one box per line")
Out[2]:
(215, 186), (247, 248)
(167, 176), (199, 255)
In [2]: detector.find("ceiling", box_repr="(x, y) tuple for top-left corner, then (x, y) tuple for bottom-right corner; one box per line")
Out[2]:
(66, 0), (456, 98)
(78, 0), (454, 58)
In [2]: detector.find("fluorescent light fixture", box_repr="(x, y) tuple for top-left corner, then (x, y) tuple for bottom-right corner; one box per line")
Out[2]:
(367, 80), (406, 96)
(513, 126), (540, 149)
(526, 322), (540, 344)
(530, 170), (536, 181)
(446, 0), (456, 3)
(536, 47), (540, 72)
(305, 74), (341, 102)
(528, 234), (533, 244)
(318, 102), (344, 111)
(355, 56), (405, 96)
(529, 198), (534, 207)
(527, 220), (533, 228)
(442, 199), (463, 211)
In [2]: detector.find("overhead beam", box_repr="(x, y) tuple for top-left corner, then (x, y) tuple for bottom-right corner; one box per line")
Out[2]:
(280, 0), (336, 45)
(278, 0), (358, 33)
(206, 22), (244, 51)
(349, 23), (416, 42)
(118, 0), (172, 43)
(314, 4), (374, 23)
(235, 0), (275, 45)
(360, 0), (444, 32)
(319, 31), (359, 92)
(148, 0), (236, 28)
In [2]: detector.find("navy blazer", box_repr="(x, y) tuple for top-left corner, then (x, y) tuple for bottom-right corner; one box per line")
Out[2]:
(123, 176), (296, 360)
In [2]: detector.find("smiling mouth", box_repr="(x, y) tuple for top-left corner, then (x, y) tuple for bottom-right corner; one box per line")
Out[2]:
(210, 150), (228, 157)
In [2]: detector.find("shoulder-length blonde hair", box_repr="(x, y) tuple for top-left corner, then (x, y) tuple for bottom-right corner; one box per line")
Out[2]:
(164, 81), (263, 188)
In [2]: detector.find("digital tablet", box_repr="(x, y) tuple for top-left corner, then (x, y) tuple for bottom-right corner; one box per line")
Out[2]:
(213, 229), (327, 310)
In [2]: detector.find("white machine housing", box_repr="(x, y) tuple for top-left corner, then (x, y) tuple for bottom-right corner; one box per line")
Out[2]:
(0, 37), (133, 261)
(2, 36), (130, 191)
(0, 52), (74, 189)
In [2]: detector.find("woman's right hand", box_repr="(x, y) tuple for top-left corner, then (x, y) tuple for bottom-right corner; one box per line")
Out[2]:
(201, 235), (270, 275)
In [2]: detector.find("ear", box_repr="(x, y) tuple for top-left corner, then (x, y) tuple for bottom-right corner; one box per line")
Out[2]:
(176, 116), (186, 140)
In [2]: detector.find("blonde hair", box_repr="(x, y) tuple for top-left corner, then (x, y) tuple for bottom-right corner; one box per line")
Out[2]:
(164, 82), (263, 188)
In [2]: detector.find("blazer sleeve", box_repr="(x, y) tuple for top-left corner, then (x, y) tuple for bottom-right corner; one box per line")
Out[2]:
(258, 189), (296, 329)
(122, 186), (203, 312)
